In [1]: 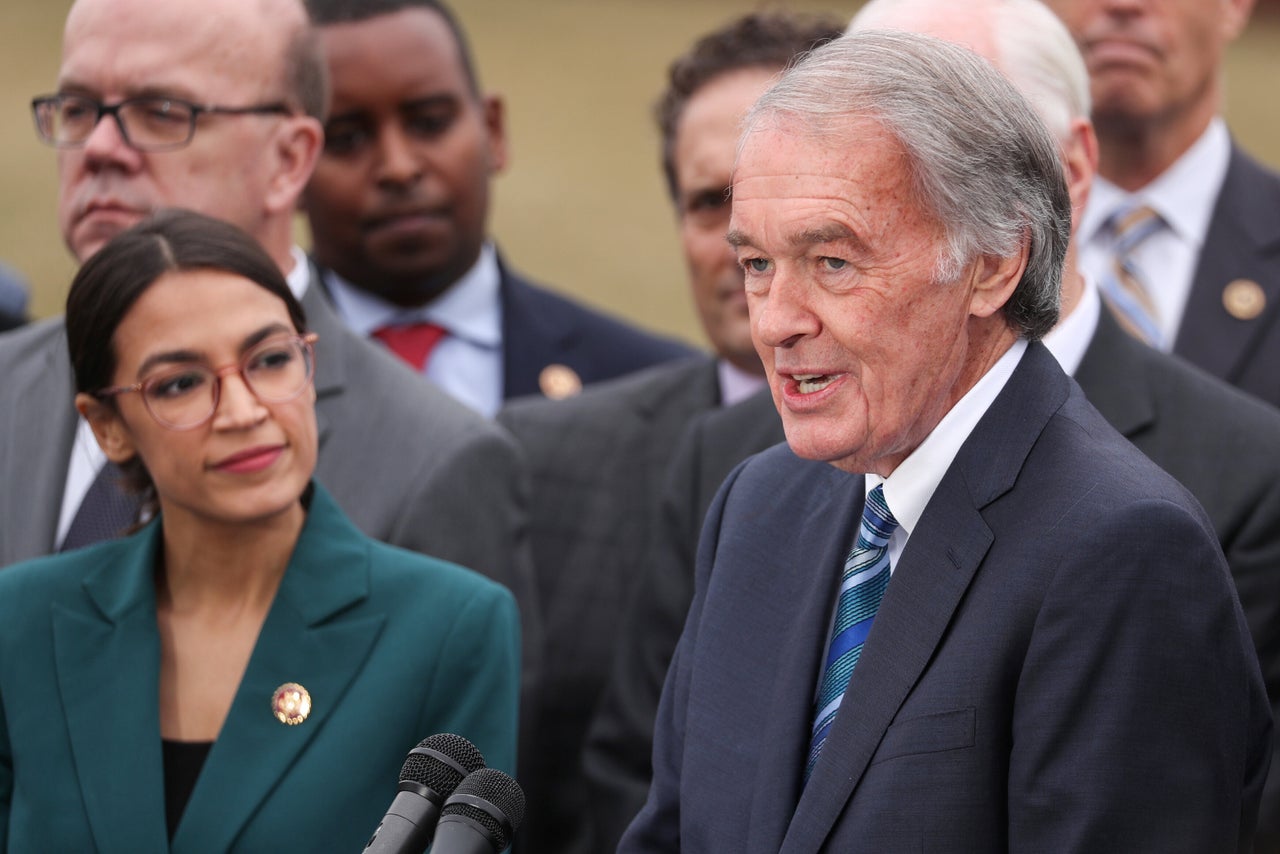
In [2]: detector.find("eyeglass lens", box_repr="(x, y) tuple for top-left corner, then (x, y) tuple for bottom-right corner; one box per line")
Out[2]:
(142, 337), (313, 429)
(39, 95), (196, 150)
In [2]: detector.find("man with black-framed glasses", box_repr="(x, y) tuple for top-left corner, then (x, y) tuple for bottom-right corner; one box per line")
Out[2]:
(0, 0), (542, 681)
(32, 94), (294, 154)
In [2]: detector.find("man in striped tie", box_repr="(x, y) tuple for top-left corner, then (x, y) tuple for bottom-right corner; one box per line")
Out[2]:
(621, 27), (1270, 854)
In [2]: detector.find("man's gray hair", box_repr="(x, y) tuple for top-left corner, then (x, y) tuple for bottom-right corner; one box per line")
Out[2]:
(741, 29), (1070, 339)
(849, 0), (1089, 142)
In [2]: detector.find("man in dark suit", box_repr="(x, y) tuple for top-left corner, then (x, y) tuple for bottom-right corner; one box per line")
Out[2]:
(300, 0), (694, 419)
(1042, 0), (1280, 409)
(494, 15), (842, 852)
(619, 30), (1270, 851)
(2, 0), (538, 631)
(592, 2), (1280, 846)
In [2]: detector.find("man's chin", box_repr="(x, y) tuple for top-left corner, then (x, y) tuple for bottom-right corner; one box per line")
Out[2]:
(358, 262), (458, 308)
(70, 217), (142, 262)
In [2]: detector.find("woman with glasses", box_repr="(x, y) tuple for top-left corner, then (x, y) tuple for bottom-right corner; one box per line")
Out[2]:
(0, 209), (520, 852)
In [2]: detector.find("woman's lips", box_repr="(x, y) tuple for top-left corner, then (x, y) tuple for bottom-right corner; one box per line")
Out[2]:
(213, 445), (284, 474)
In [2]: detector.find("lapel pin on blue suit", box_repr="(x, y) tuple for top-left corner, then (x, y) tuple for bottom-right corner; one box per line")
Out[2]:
(539, 364), (583, 400)
(272, 683), (312, 725)
(1223, 279), (1265, 321)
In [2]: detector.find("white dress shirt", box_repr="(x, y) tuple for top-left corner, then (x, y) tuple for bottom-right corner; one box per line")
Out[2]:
(871, 339), (1028, 570)
(816, 339), (1027, 693)
(1040, 275), (1102, 377)
(325, 244), (504, 418)
(1078, 118), (1231, 351)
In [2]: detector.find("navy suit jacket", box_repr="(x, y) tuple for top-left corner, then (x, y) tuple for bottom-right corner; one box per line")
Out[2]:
(620, 343), (1270, 853)
(1175, 145), (1280, 409)
(0, 484), (520, 853)
(498, 262), (698, 401)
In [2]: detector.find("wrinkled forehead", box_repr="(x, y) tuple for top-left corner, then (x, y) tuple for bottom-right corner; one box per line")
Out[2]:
(733, 115), (909, 195)
(61, 0), (295, 99)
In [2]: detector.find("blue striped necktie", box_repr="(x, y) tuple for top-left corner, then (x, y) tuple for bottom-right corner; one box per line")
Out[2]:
(806, 484), (898, 781)
(1097, 203), (1165, 348)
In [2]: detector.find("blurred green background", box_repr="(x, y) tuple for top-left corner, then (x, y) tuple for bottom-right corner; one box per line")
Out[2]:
(3, 0), (1279, 347)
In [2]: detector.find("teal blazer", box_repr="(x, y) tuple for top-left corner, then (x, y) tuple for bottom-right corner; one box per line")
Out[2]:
(0, 484), (520, 852)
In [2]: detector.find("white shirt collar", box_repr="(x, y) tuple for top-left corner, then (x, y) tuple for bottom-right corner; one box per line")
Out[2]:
(870, 338), (1028, 548)
(1040, 274), (1101, 377)
(323, 243), (502, 348)
(1080, 117), (1230, 249)
(717, 359), (767, 407)
(286, 245), (311, 301)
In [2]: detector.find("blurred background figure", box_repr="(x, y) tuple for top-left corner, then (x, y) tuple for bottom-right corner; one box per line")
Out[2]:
(1043, 0), (1280, 409)
(0, 210), (519, 851)
(0, 262), (29, 332)
(303, 0), (696, 418)
(496, 13), (842, 853)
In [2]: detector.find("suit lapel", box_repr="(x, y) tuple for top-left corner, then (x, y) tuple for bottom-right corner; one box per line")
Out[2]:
(499, 258), (569, 399)
(1, 321), (79, 563)
(781, 344), (1070, 853)
(301, 266), (347, 451)
(1073, 308), (1156, 439)
(745, 467), (866, 852)
(53, 524), (170, 851)
(171, 486), (385, 852)
(1176, 145), (1280, 382)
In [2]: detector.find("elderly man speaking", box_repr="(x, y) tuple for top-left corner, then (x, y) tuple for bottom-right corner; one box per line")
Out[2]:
(620, 30), (1270, 854)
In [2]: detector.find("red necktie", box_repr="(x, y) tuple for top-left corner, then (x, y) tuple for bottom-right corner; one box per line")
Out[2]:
(371, 322), (447, 371)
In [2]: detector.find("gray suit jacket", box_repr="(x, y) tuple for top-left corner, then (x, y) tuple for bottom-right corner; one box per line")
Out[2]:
(497, 356), (721, 854)
(0, 270), (538, 621)
(622, 343), (1270, 852)
(1175, 144), (1280, 409)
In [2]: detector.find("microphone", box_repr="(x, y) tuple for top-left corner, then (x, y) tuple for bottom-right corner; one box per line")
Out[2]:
(430, 767), (526, 854)
(362, 733), (486, 853)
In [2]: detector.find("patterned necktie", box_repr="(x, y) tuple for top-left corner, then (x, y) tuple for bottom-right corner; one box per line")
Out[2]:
(61, 461), (142, 552)
(1097, 204), (1165, 348)
(806, 484), (899, 781)
(371, 322), (447, 371)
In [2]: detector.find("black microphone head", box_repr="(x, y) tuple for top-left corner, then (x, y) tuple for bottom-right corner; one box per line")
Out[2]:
(400, 733), (486, 797)
(440, 768), (526, 850)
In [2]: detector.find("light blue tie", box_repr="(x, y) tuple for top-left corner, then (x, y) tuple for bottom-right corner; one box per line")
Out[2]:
(1097, 204), (1165, 348)
(806, 484), (898, 781)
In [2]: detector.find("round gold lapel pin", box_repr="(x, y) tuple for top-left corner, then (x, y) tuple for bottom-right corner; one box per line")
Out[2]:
(1223, 279), (1265, 321)
(539, 364), (583, 400)
(272, 683), (312, 725)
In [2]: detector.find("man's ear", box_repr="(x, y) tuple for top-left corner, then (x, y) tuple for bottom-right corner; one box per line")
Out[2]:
(75, 393), (138, 464)
(482, 93), (508, 175)
(1222, 0), (1255, 41)
(265, 115), (325, 217)
(1061, 117), (1099, 239)
(967, 242), (1029, 321)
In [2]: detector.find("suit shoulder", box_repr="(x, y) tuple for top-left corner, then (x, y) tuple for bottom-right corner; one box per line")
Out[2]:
(1144, 346), (1280, 450)
(364, 538), (517, 613)
(1038, 389), (1212, 521)
(500, 357), (716, 433)
(0, 536), (140, 624)
(504, 272), (698, 362)
(329, 321), (520, 453)
(0, 315), (67, 363)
